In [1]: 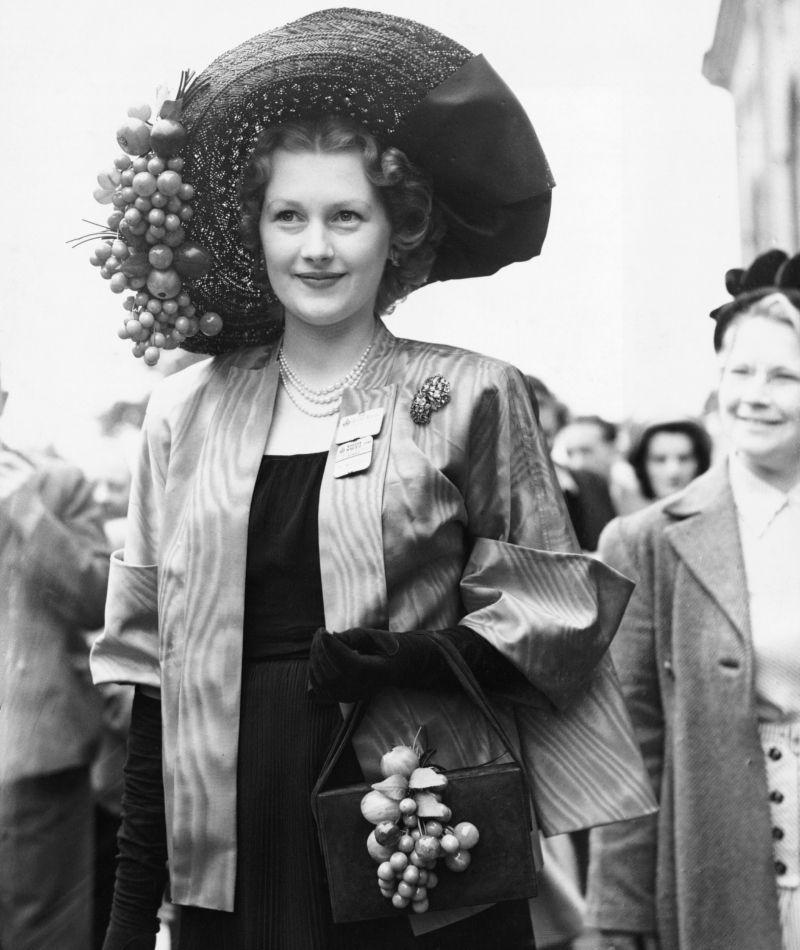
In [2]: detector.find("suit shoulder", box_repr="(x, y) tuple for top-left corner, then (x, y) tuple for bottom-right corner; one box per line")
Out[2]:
(393, 337), (522, 394)
(599, 497), (675, 557)
(19, 448), (86, 486)
(145, 356), (216, 419)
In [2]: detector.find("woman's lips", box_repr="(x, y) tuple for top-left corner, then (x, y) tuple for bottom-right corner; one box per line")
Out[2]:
(296, 272), (345, 288)
(736, 416), (781, 426)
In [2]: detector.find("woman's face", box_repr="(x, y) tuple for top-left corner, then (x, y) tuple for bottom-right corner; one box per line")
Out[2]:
(645, 432), (699, 499)
(259, 149), (393, 333)
(718, 313), (800, 485)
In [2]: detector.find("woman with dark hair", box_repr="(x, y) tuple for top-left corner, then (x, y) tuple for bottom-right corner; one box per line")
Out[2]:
(89, 11), (654, 950)
(586, 249), (800, 950)
(628, 420), (712, 502)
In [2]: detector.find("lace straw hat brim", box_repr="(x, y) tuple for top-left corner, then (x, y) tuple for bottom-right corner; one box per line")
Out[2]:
(179, 8), (555, 355)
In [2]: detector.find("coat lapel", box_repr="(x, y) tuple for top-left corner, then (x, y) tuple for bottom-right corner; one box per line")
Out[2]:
(168, 345), (280, 906)
(318, 321), (402, 631)
(663, 464), (751, 643)
(180, 346), (280, 643)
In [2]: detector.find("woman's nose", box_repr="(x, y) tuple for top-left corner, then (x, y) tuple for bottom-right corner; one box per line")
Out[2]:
(665, 460), (683, 479)
(301, 221), (333, 262)
(740, 372), (771, 405)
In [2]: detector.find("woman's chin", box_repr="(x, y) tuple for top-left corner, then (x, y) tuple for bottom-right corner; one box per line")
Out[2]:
(738, 439), (799, 475)
(284, 302), (376, 332)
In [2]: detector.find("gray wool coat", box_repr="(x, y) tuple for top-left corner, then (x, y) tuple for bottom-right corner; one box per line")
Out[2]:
(586, 463), (784, 950)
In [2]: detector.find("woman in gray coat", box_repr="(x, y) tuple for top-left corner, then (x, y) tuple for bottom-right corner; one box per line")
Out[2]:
(586, 250), (800, 950)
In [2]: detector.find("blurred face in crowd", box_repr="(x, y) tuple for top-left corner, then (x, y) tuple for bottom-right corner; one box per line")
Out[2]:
(718, 301), (800, 491)
(92, 454), (132, 522)
(645, 432), (699, 499)
(537, 400), (561, 452)
(558, 421), (616, 479)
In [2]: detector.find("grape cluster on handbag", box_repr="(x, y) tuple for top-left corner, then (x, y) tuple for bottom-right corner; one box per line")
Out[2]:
(311, 632), (538, 924)
(362, 737), (481, 914)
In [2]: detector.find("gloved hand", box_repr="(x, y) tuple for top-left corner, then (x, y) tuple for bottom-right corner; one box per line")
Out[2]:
(597, 932), (660, 950)
(309, 625), (533, 703)
(309, 627), (453, 702)
(101, 928), (157, 950)
(101, 689), (168, 950)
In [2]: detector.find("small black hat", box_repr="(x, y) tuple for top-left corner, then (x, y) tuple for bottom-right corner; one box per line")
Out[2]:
(711, 249), (800, 349)
(178, 8), (555, 355)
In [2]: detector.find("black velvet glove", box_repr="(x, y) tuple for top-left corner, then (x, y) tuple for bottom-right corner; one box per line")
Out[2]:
(101, 689), (169, 950)
(309, 625), (531, 703)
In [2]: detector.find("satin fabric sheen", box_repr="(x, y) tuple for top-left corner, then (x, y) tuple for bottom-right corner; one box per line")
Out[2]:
(91, 320), (656, 911)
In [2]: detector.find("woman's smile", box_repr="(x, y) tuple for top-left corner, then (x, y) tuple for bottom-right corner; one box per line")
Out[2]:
(294, 271), (346, 288)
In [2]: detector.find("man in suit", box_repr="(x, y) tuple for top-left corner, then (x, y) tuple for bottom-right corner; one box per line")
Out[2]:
(0, 371), (111, 950)
(524, 378), (617, 552)
(556, 415), (644, 517)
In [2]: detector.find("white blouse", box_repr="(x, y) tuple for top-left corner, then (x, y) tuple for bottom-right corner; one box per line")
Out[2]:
(729, 455), (800, 722)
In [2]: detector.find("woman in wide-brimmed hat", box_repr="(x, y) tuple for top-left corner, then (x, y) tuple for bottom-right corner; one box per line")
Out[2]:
(91, 10), (655, 949)
(587, 250), (800, 950)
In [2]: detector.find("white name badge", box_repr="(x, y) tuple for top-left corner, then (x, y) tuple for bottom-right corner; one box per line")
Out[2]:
(335, 408), (385, 445)
(333, 436), (374, 478)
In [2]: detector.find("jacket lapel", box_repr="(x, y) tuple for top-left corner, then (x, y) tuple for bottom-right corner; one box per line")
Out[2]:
(167, 345), (280, 907)
(663, 464), (751, 643)
(318, 321), (402, 631)
(180, 346), (280, 641)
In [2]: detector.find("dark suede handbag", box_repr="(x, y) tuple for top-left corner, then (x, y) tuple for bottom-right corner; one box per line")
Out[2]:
(311, 632), (538, 924)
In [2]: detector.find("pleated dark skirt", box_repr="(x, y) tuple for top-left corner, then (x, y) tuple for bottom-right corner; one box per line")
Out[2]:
(179, 659), (535, 950)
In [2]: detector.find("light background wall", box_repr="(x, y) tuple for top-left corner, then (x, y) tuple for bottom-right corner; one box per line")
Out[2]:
(0, 0), (739, 464)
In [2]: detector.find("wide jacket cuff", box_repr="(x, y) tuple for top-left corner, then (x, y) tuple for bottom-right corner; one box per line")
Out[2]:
(91, 550), (161, 689)
(459, 538), (634, 710)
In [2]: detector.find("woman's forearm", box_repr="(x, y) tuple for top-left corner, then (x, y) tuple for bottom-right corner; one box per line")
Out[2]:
(102, 689), (168, 947)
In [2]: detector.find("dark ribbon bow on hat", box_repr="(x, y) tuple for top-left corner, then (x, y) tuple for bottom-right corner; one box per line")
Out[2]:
(710, 248), (800, 348)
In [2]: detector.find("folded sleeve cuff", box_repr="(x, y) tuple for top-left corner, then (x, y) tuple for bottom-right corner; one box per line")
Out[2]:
(90, 550), (161, 688)
(459, 538), (634, 709)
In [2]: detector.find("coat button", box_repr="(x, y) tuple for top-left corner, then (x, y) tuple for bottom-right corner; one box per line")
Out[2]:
(775, 861), (787, 875)
(769, 747), (783, 761)
(770, 791), (785, 803)
(773, 827), (785, 840)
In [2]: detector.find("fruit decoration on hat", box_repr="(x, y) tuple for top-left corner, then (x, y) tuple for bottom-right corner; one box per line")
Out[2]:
(71, 71), (222, 366)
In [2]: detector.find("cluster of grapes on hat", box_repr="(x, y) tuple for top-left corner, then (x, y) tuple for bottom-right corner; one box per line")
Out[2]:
(75, 74), (223, 366)
(361, 740), (480, 914)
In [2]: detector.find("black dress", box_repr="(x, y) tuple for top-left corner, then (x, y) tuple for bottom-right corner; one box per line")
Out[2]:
(178, 453), (535, 950)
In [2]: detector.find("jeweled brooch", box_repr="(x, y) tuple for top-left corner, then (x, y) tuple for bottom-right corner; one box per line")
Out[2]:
(410, 374), (451, 425)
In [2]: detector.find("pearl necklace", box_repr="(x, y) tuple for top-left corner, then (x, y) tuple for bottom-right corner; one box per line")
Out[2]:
(278, 341), (373, 418)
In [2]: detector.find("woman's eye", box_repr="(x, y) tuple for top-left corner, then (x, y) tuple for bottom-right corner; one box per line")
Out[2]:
(336, 210), (361, 223)
(274, 210), (297, 222)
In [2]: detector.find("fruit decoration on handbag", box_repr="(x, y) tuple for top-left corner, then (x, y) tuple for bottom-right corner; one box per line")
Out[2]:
(361, 734), (481, 915)
(70, 71), (222, 366)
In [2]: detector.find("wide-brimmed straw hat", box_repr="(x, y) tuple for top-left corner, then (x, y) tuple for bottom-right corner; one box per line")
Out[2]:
(178, 7), (555, 355)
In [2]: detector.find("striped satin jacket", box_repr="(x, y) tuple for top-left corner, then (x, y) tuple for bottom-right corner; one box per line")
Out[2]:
(91, 320), (656, 912)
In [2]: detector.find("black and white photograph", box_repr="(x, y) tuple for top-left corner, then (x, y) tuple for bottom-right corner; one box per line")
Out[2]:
(1, 1), (798, 948)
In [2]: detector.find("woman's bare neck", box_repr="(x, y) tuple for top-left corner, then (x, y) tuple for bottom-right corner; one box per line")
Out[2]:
(280, 313), (377, 389)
